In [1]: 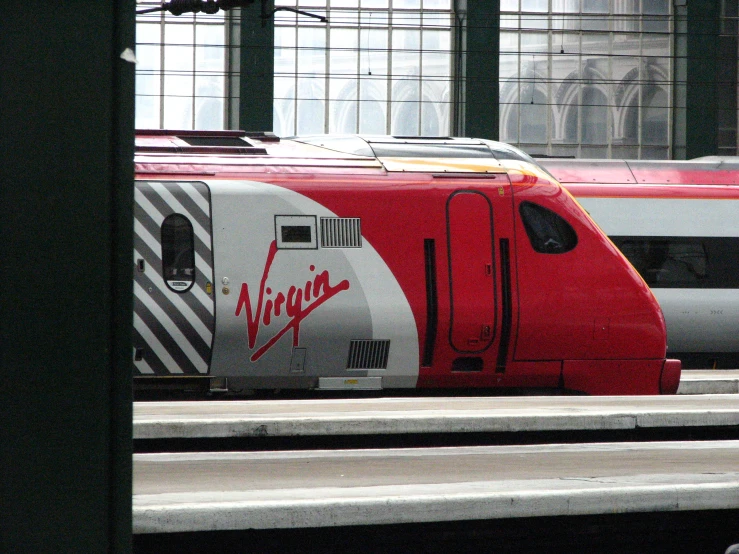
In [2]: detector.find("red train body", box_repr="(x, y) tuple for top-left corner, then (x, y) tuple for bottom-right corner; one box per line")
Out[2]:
(541, 157), (739, 370)
(132, 131), (679, 395)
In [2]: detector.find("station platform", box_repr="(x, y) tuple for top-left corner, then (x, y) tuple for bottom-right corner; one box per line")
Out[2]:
(133, 440), (739, 534)
(678, 370), (739, 394)
(133, 394), (739, 441)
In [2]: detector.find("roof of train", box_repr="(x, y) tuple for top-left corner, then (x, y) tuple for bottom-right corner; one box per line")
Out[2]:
(540, 158), (739, 186)
(134, 130), (551, 178)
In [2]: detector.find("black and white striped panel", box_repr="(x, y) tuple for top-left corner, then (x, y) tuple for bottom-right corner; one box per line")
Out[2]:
(321, 217), (362, 248)
(133, 181), (214, 376)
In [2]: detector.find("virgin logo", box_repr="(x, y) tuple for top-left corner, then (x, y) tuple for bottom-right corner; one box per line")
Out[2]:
(235, 240), (350, 361)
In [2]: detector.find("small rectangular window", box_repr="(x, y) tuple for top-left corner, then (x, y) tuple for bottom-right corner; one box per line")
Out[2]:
(180, 136), (249, 147)
(282, 226), (313, 243)
(275, 215), (317, 249)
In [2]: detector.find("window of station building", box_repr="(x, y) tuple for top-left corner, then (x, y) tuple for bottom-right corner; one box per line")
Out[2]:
(642, 87), (669, 146)
(135, 4), (227, 130)
(499, 0), (673, 159)
(609, 237), (739, 289)
(519, 201), (578, 254)
(581, 87), (608, 145)
(161, 214), (196, 293)
(133, 0), (680, 159)
(274, 1), (453, 137)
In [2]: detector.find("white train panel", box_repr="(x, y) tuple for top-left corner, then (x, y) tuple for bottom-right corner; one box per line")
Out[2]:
(577, 198), (739, 237)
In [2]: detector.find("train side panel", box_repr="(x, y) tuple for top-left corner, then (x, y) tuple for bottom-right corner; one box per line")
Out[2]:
(205, 171), (670, 394)
(271, 172), (529, 389)
(207, 178), (420, 389)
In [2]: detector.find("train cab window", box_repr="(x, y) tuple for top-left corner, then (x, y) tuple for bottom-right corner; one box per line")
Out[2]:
(519, 201), (578, 254)
(161, 214), (195, 293)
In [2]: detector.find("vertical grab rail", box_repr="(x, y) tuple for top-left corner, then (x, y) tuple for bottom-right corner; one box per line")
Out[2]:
(422, 239), (438, 367)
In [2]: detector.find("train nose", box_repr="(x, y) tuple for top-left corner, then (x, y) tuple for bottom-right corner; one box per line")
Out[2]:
(660, 358), (682, 394)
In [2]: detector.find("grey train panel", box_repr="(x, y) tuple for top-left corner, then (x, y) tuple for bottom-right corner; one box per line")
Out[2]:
(133, 181), (215, 376)
(208, 182), (373, 381)
(654, 289), (739, 354)
(206, 179), (419, 388)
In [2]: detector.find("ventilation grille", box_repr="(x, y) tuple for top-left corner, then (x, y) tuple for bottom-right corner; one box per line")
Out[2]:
(347, 340), (390, 369)
(321, 218), (362, 248)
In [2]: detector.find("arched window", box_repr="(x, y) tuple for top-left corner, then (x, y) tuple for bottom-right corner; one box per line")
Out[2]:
(391, 80), (420, 136)
(297, 100), (325, 134)
(421, 102), (440, 136)
(331, 81), (359, 134)
(359, 80), (387, 135)
(360, 100), (386, 134)
(161, 214), (195, 293)
(273, 83), (295, 137)
(297, 78), (326, 135)
(621, 97), (639, 144)
(504, 103), (520, 143)
(520, 89), (548, 143)
(643, 88), (668, 146)
(581, 86), (608, 144)
(564, 103), (578, 143)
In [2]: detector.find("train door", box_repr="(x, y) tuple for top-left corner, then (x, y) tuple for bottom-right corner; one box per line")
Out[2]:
(447, 190), (496, 353)
(446, 184), (513, 372)
(133, 181), (215, 376)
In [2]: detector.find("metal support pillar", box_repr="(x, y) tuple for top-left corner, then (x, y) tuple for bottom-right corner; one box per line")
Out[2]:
(682, 0), (720, 159)
(0, 3), (135, 552)
(461, 0), (500, 140)
(239, 1), (275, 132)
(717, 0), (738, 155)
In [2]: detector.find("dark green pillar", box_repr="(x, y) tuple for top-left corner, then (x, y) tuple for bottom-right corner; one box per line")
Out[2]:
(0, 3), (134, 552)
(462, 0), (500, 140)
(681, 0), (720, 159)
(239, 3), (275, 132)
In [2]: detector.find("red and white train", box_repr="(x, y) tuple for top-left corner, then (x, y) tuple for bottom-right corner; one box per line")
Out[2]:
(133, 130), (680, 396)
(541, 157), (739, 370)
